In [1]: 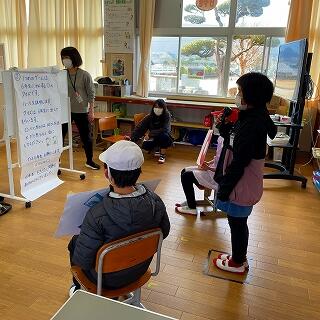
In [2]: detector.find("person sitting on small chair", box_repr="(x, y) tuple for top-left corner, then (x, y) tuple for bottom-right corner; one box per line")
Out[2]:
(68, 140), (170, 295)
(175, 136), (224, 216)
(130, 99), (173, 164)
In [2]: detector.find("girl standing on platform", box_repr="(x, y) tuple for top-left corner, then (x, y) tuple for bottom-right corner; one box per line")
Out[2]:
(213, 72), (277, 274)
(61, 46), (100, 170)
(130, 99), (173, 164)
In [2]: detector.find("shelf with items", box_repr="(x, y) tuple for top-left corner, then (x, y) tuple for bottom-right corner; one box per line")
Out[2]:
(267, 141), (294, 148)
(312, 148), (320, 159)
(312, 127), (320, 192)
(95, 95), (235, 111)
(267, 132), (293, 148)
(272, 121), (303, 129)
(116, 117), (208, 130)
(264, 111), (307, 188)
(171, 121), (208, 129)
(95, 95), (231, 147)
(313, 170), (320, 193)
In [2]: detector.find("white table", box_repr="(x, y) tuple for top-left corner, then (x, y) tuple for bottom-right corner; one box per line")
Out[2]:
(50, 290), (176, 320)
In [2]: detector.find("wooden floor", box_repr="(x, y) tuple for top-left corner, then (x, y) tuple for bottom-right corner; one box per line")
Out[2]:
(0, 143), (319, 320)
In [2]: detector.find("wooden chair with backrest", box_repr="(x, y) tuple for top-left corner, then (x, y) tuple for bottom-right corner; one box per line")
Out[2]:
(133, 113), (147, 126)
(70, 228), (163, 309)
(98, 116), (125, 146)
(133, 113), (148, 145)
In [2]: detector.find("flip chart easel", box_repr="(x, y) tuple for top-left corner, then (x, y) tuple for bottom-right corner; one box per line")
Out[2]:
(0, 68), (85, 208)
(58, 100), (86, 180)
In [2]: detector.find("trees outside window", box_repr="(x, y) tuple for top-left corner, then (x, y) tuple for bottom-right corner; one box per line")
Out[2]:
(149, 0), (289, 96)
(180, 38), (226, 96)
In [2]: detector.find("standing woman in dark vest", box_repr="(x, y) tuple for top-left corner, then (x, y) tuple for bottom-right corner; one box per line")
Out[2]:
(61, 46), (100, 170)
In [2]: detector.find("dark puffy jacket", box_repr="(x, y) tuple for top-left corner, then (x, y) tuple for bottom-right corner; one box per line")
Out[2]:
(131, 112), (171, 142)
(72, 186), (170, 289)
(215, 107), (277, 202)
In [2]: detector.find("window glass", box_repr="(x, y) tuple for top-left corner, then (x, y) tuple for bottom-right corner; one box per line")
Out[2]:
(265, 37), (285, 81)
(235, 0), (290, 27)
(149, 37), (179, 93)
(179, 37), (227, 96)
(182, 0), (230, 27)
(149, 1), (290, 97)
(228, 35), (265, 96)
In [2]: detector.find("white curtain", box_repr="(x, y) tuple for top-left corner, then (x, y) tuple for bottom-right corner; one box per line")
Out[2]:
(286, 0), (320, 100)
(136, 0), (156, 97)
(0, 0), (27, 68)
(309, 0), (320, 96)
(27, 0), (103, 78)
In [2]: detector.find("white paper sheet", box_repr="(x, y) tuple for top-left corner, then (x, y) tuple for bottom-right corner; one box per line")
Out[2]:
(55, 179), (161, 237)
(104, 0), (134, 53)
(21, 158), (63, 201)
(12, 71), (64, 201)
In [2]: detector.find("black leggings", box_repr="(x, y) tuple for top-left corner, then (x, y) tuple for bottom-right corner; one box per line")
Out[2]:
(142, 132), (173, 151)
(62, 112), (93, 162)
(227, 216), (249, 264)
(180, 169), (202, 209)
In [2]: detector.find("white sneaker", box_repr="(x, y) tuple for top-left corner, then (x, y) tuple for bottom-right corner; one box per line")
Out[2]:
(175, 205), (197, 216)
(217, 253), (249, 269)
(69, 284), (77, 297)
(213, 258), (248, 274)
(158, 155), (166, 164)
(218, 253), (231, 261)
(175, 201), (187, 207)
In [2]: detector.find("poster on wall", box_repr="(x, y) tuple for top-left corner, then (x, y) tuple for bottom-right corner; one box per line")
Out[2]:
(104, 0), (134, 53)
(12, 71), (63, 201)
(110, 54), (129, 78)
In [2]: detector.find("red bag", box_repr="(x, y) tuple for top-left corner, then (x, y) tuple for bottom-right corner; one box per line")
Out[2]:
(203, 114), (213, 127)
(211, 108), (239, 124)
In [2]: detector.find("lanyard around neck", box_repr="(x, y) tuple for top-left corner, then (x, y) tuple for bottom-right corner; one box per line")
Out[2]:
(68, 69), (78, 92)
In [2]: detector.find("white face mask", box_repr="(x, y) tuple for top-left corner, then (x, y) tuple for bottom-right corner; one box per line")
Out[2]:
(153, 107), (163, 116)
(62, 58), (73, 69)
(235, 94), (247, 111)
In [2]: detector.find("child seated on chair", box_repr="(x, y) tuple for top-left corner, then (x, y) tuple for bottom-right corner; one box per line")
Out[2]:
(175, 136), (224, 216)
(130, 99), (173, 164)
(68, 140), (170, 295)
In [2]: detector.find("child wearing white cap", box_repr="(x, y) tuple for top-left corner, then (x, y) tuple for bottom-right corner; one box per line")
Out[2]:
(68, 140), (170, 295)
